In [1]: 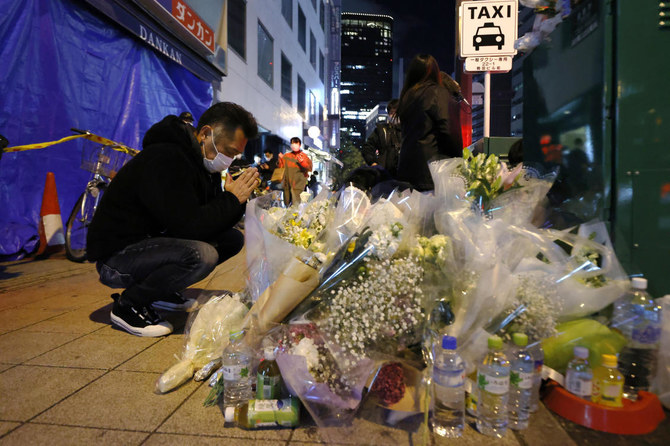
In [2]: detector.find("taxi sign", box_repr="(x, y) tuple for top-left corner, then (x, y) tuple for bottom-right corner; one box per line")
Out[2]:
(460, 0), (518, 58)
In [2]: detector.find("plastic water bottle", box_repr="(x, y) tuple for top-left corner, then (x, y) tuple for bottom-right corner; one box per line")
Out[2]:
(528, 343), (544, 412)
(222, 330), (254, 407)
(565, 346), (593, 401)
(476, 335), (510, 437)
(508, 333), (533, 430)
(431, 335), (465, 438)
(613, 278), (662, 400)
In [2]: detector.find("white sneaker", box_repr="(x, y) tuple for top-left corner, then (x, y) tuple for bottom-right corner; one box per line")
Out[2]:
(110, 294), (173, 337)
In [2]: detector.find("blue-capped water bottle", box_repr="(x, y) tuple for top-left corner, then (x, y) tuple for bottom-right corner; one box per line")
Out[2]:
(431, 335), (465, 438)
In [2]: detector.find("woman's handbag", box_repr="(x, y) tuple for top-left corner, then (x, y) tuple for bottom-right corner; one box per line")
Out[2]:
(270, 167), (285, 183)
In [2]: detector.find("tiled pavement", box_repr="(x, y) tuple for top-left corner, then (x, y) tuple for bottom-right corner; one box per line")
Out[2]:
(0, 250), (667, 445)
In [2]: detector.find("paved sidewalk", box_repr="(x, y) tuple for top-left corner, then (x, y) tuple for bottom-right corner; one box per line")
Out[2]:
(0, 251), (667, 445)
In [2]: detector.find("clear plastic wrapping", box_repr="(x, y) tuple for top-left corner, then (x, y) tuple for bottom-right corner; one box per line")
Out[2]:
(155, 292), (248, 393)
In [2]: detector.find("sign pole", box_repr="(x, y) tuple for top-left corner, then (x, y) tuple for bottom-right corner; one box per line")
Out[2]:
(484, 71), (491, 137)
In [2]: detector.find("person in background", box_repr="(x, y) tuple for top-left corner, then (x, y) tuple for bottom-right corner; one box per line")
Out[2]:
(307, 170), (320, 197)
(258, 148), (277, 188)
(361, 99), (402, 179)
(279, 137), (312, 206)
(396, 54), (462, 191)
(87, 103), (259, 337)
(179, 111), (194, 126)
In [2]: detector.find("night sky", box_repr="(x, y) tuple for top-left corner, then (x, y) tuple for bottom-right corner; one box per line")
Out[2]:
(340, 0), (458, 75)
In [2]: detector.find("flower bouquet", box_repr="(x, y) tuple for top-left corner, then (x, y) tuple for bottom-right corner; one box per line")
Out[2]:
(155, 292), (248, 393)
(244, 191), (334, 303)
(273, 323), (375, 426)
(242, 186), (375, 343)
(429, 148), (557, 226)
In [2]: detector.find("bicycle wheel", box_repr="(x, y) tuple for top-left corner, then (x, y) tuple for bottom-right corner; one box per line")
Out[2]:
(65, 186), (103, 262)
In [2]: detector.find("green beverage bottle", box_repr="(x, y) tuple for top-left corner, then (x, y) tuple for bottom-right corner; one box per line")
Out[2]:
(257, 347), (282, 399)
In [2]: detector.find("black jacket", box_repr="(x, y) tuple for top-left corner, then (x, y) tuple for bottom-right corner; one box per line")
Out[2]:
(397, 82), (462, 191)
(259, 157), (278, 183)
(86, 115), (245, 262)
(361, 122), (402, 178)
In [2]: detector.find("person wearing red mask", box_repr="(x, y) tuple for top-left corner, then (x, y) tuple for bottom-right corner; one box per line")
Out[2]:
(278, 137), (313, 206)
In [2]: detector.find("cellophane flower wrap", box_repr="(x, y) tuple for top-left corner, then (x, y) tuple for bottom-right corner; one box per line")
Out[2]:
(429, 149), (557, 226)
(424, 150), (632, 374)
(155, 292), (248, 393)
(244, 191), (334, 303)
(273, 323), (375, 426)
(242, 187), (376, 343)
(273, 196), (435, 425)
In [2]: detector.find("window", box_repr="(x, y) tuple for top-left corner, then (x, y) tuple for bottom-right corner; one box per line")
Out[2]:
(297, 75), (306, 118)
(318, 50), (325, 83)
(298, 6), (306, 51)
(257, 21), (274, 87)
(281, 52), (292, 104)
(309, 31), (316, 69)
(282, 0), (292, 28)
(320, 0), (325, 30)
(228, 0), (246, 59)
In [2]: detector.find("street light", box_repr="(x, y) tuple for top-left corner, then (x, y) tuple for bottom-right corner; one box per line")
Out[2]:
(307, 126), (321, 139)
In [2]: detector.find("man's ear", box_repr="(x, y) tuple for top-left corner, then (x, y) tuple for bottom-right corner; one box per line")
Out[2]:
(197, 125), (210, 145)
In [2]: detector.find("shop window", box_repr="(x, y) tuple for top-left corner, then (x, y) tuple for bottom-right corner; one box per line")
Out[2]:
(228, 0), (246, 59)
(257, 21), (274, 87)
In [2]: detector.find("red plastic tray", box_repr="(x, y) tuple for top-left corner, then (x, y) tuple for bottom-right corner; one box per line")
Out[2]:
(543, 380), (666, 435)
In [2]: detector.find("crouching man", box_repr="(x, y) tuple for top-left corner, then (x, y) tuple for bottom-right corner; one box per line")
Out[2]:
(87, 102), (259, 336)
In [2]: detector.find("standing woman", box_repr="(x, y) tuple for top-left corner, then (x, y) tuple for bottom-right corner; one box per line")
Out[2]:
(396, 54), (462, 191)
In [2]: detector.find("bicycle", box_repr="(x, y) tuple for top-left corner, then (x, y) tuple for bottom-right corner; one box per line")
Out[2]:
(3, 129), (139, 262)
(64, 129), (138, 262)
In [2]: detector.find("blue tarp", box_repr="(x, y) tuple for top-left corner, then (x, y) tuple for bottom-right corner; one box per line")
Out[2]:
(0, 0), (212, 258)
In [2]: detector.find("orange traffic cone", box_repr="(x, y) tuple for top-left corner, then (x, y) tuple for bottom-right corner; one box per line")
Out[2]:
(36, 172), (65, 256)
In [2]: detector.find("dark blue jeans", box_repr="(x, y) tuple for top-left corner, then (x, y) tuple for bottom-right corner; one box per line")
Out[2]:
(96, 228), (244, 307)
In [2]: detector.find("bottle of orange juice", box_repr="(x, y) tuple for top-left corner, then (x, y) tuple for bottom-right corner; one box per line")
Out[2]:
(592, 354), (624, 407)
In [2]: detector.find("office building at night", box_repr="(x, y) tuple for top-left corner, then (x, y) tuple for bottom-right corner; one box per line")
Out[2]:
(340, 12), (393, 148)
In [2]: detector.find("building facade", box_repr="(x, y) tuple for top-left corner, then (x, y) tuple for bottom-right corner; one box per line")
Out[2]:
(216, 0), (339, 178)
(340, 12), (393, 148)
(510, 7), (536, 137)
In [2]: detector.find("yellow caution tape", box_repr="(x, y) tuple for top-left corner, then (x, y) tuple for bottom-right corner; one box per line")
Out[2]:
(3, 133), (139, 156)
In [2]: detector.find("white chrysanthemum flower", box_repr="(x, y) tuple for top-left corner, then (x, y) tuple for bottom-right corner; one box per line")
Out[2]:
(290, 337), (320, 371)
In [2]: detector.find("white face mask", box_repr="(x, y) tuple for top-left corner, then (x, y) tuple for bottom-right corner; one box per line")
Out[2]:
(202, 129), (234, 173)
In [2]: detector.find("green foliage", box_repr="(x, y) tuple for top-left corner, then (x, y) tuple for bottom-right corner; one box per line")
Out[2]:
(203, 374), (224, 407)
(329, 131), (365, 191)
(459, 148), (521, 211)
